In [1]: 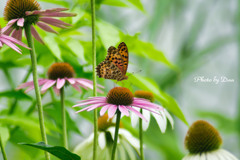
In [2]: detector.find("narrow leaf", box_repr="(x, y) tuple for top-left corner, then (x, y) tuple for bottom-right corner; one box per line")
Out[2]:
(20, 142), (81, 160)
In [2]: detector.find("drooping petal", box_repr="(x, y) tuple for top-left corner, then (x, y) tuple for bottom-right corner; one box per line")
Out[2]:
(72, 100), (105, 107)
(130, 107), (139, 128)
(118, 105), (129, 116)
(16, 79), (47, 90)
(87, 103), (105, 111)
(151, 111), (167, 133)
(3, 27), (14, 36)
(40, 17), (71, 27)
(119, 129), (140, 149)
(77, 78), (104, 88)
(100, 104), (111, 116)
(66, 78), (76, 84)
(132, 104), (160, 115)
(126, 106), (147, 121)
(75, 103), (103, 113)
(41, 12), (77, 17)
(76, 80), (93, 89)
(164, 109), (174, 129)
(17, 18), (25, 27)
(56, 78), (65, 89)
(53, 86), (60, 95)
(108, 105), (117, 118)
(31, 26), (44, 44)
(142, 110), (151, 131)
(1, 35), (29, 49)
(41, 80), (56, 91)
(11, 28), (22, 41)
(36, 22), (58, 34)
(98, 132), (106, 150)
(0, 38), (22, 54)
(0, 41), (2, 47)
(71, 83), (82, 93)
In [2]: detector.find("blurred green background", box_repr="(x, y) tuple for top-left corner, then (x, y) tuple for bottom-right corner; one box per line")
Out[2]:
(0, 0), (239, 159)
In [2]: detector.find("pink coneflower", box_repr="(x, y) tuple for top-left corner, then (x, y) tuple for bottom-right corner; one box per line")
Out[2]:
(17, 62), (104, 94)
(73, 87), (163, 120)
(0, 26), (30, 54)
(3, 0), (76, 43)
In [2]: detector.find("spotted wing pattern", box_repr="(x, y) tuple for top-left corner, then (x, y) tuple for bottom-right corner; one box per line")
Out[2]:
(96, 42), (128, 81)
(96, 60), (123, 81)
(105, 46), (124, 74)
(117, 42), (128, 75)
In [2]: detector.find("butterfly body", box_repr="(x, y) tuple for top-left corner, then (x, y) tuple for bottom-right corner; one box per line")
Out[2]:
(96, 42), (129, 81)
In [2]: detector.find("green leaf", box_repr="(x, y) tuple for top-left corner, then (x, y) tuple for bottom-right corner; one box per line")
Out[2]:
(20, 142), (81, 160)
(121, 34), (178, 70)
(102, 0), (129, 7)
(44, 36), (62, 60)
(127, 0), (145, 12)
(38, 0), (69, 7)
(66, 39), (86, 63)
(0, 90), (32, 100)
(127, 74), (188, 125)
(0, 127), (9, 147)
(96, 20), (120, 49)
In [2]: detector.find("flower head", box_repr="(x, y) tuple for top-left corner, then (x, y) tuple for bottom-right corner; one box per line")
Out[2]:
(3, 0), (76, 43)
(74, 114), (139, 160)
(73, 87), (163, 121)
(131, 90), (173, 133)
(183, 120), (238, 160)
(0, 26), (30, 54)
(16, 62), (104, 94)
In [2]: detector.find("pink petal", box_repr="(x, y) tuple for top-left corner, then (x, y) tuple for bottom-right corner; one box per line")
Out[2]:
(2, 25), (13, 34)
(8, 19), (18, 25)
(3, 27), (14, 36)
(133, 105), (160, 115)
(72, 100), (104, 107)
(97, 88), (104, 94)
(118, 105), (129, 116)
(53, 86), (60, 95)
(56, 78), (65, 89)
(16, 79), (47, 90)
(39, 17), (71, 27)
(1, 35), (30, 49)
(76, 80), (93, 89)
(126, 106), (147, 121)
(108, 105), (117, 118)
(0, 41), (2, 47)
(36, 22), (58, 34)
(0, 38), (22, 54)
(17, 18), (25, 27)
(26, 8), (69, 16)
(76, 103), (103, 113)
(100, 104), (111, 116)
(66, 78), (76, 84)
(71, 83), (82, 93)
(31, 26), (44, 44)
(25, 86), (35, 93)
(41, 80), (56, 91)
(11, 28), (22, 41)
(41, 12), (77, 17)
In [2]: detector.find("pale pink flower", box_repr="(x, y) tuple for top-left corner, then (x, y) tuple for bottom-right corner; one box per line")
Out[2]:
(3, 0), (76, 43)
(16, 62), (104, 94)
(0, 27), (30, 54)
(73, 87), (164, 121)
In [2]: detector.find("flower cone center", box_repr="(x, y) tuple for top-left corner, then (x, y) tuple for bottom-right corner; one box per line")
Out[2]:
(107, 87), (133, 106)
(48, 63), (75, 80)
(134, 90), (154, 102)
(4, 0), (40, 25)
(185, 120), (222, 154)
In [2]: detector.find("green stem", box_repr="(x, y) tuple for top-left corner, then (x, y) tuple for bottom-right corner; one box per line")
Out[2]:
(60, 88), (68, 149)
(90, 0), (98, 159)
(0, 135), (7, 160)
(111, 110), (121, 160)
(139, 109), (144, 160)
(25, 24), (50, 160)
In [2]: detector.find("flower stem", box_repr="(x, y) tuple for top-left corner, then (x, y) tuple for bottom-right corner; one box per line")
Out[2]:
(111, 110), (121, 160)
(90, 0), (98, 159)
(0, 135), (7, 160)
(60, 87), (68, 149)
(139, 109), (144, 160)
(25, 24), (50, 160)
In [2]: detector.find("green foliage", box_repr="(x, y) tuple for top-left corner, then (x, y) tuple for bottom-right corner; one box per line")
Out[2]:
(20, 142), (81, 160)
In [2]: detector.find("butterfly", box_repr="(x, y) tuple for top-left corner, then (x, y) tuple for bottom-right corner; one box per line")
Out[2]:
(96, 42), (129, 81)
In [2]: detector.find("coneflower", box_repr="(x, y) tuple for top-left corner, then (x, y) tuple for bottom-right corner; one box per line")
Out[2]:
(183, 120), (238, 160)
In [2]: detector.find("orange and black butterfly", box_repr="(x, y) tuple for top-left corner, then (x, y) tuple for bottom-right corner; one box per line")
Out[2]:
(96, 42), (129, 81)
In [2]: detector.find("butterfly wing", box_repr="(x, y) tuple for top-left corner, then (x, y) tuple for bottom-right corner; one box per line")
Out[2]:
(105, 46), (125, 74)
(96, 60), (123, 80)
(118, 42), (128, 75)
